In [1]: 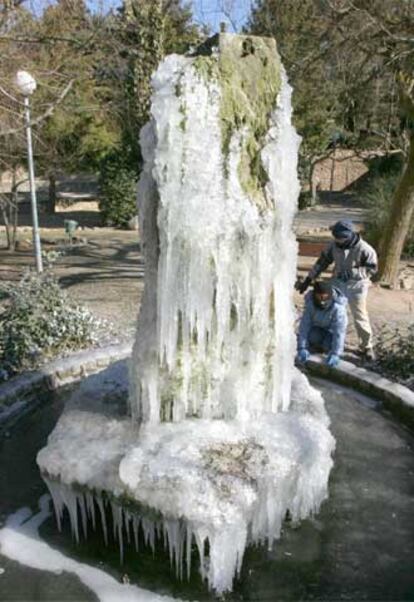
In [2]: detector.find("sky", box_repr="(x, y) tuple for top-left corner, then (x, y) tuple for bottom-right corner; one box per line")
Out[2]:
(190, 0), (255, 32)
(28, 0), (255, 33)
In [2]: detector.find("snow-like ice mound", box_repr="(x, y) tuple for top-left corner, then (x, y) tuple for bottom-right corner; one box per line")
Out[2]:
(38, 368), (334, 594)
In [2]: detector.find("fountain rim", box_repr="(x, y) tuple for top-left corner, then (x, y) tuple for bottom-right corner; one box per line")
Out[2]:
(0, 342), (413, 433)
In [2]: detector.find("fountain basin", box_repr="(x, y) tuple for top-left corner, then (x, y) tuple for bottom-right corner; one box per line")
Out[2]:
(1, 358), (414, 601)
(37, 364), (334, 593)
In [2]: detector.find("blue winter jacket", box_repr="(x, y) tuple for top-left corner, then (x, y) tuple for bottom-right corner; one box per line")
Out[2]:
(297, 288), (348, 356)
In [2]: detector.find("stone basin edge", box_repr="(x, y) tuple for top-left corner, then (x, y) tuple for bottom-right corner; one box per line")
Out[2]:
(0, 343), (132, 431)
(305, 355), (414, 430)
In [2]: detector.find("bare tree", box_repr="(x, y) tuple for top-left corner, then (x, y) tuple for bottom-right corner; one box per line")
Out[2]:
(0, 168), (28, 250)
(325, 0), (414, 286)
(378, 79), (414, 285)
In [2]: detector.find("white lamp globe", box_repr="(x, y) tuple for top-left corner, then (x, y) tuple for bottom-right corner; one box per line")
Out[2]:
(15, 70), (37, 96)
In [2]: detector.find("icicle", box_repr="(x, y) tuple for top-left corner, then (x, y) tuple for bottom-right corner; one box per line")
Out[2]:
(111, 502), (124, 563)
(186, 524), (192, 581)
(78, 493), (88, 539)
(164, 519), (184, 579)
(124, 510), (131, 545)
(132, 514), (140, 552)
(193, 530), (207, 582)
(177, 522), (185, 581)
(60, 485), (80, 543)
(141, 517), (155, 553)
(96, 496), (108, 546)
(164, 520), (174, 568)
(45, 478), (64, 532)
(85, 492), (96, 531)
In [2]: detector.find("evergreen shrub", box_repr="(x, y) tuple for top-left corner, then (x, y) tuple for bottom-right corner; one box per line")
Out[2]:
(0, 271), (102, 381)
(99, 152), (138, 228)
(360, 156), (414, 258)
(375, 324), (414, 391)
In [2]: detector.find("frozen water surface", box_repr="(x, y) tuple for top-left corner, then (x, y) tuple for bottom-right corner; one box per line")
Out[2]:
(0, 495), (182, 602)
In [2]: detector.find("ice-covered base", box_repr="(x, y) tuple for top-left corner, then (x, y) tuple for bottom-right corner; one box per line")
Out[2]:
(37, 367), (334, 594)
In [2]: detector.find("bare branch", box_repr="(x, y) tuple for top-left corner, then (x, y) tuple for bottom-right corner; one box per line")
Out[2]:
(0, 79), (75, 137)
(347, 1), (414, 45)
(0, 83), (23, 105)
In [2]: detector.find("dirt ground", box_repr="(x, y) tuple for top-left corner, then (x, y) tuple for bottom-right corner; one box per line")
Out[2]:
(0, 201), (413, 351)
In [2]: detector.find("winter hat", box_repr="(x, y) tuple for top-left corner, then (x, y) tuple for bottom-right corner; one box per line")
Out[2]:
(313, 281), (333, 309)
(313, 281), (333, 296)
(330, 220), (354, 239)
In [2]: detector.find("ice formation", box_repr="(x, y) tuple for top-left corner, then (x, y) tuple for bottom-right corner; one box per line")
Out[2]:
(38, 34), (335, 595)
(130, 37), (299, 424)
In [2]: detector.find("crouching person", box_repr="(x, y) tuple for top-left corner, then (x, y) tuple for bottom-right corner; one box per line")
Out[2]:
(296, 219), (377, 360)
(296, 281), (348, 367)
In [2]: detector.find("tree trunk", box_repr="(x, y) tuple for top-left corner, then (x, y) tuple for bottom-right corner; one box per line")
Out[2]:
(329, 145), (336, 192)
(47, 172), (57, 214)
(10, 185), (18, 252)
(0, 199), (11, 250)
(378, 130), (414, 286)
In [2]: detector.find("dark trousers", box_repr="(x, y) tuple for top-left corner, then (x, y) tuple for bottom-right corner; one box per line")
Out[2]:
(308, 326), (332, 353)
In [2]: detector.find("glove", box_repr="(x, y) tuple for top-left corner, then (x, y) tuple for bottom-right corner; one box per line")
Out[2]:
(295, 276), (312, 294)
(325, 353), (340, 367)
(296, 349), (310, 364)
(338, 270), (352, 282)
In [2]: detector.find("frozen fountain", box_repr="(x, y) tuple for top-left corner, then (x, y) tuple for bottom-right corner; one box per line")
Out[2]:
(37, 34), (335, 595)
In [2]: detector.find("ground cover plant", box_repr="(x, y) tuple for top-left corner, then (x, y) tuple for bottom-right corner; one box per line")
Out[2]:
(0, 267), (104, 382)
(374, 324), (414, 391)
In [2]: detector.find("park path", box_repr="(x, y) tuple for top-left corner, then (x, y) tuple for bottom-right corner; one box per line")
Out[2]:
(294, 191), (367, 237)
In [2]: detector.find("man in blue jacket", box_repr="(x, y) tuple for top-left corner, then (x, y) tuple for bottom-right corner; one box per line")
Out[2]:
(296, 281), (348, 367)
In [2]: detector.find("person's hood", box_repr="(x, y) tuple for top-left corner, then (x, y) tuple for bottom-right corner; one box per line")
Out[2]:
(331, 219), (354, 238)
(334, 231), (360, 249)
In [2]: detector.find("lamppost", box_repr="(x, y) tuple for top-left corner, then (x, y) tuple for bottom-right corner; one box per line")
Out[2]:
(15, 70), (43, 273)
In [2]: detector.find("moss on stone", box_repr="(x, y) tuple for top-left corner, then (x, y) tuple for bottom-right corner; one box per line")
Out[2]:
(159, 342), (211, 421)
(192, 55), (220, 83)
(178, 103), (187, 132)
(191, 34), (282, 210)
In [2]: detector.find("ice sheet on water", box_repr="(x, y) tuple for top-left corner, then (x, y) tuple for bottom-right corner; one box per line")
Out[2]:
(0, 495), (182, 602)
(66, 360), (129, 417)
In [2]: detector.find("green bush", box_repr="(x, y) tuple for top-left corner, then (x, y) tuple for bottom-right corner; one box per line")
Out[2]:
(99, 153), (138, 228)
(362, 173), (414, 258)
(359, 155), (414, 258)
(0, 271), (102, 381)
(375, 324), (414, 390)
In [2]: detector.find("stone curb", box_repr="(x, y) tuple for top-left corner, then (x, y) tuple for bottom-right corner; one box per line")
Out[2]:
(0, 343), (132, 429)
(305, 355), (414, 430)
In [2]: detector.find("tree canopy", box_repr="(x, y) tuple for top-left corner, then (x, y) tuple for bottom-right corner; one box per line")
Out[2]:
(1, 0), (413, 283)
(247, 0), (414, 284)
(0, 0), (202, 180)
